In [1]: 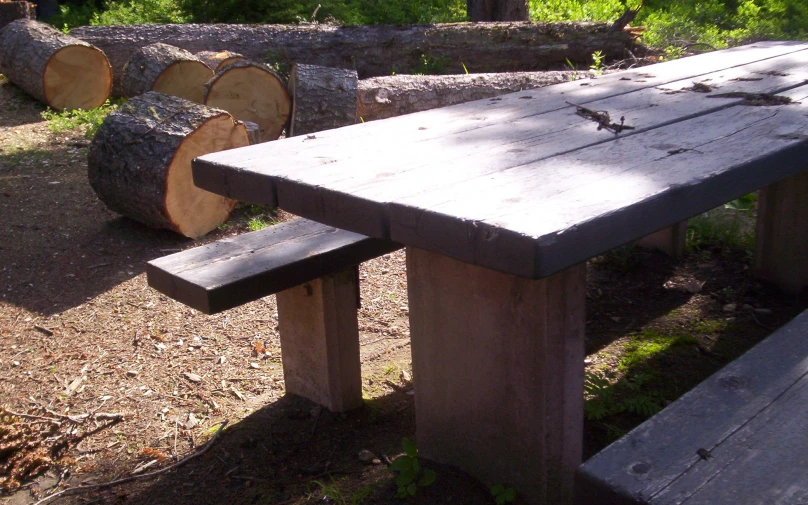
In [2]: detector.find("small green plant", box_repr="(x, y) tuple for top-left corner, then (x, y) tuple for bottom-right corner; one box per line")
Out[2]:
(565, 57), (580, 80)
(412, 53), (451, 75)
(461, 61), (469, 74)
(389, 438), (436, 498)
(247, 216), (271, 231)
(491, 483), (517, 505)
(590, 50), (605, 76)
(41, 99), (120, 138)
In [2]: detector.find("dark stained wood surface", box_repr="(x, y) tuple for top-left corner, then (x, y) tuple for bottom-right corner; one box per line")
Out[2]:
(146, 218), (400, 314)
(575, 310), (808, 505)
(193, 42), (808, 278)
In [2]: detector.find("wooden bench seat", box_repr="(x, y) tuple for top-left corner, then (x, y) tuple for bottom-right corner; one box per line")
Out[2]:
(575, 310), (808, 505)
(147, 218), (401, 412)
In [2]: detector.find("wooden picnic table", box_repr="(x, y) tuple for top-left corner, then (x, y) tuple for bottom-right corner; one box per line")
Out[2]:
(193, 41), (808, 504)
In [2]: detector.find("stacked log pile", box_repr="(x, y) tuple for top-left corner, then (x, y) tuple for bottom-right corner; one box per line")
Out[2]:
(0, 19), (111, 110)
(88, 92), (250, 238)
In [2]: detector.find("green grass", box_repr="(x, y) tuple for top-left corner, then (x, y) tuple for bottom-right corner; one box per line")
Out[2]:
(619, 329), (699, 371)
(41, 99), (121, 138)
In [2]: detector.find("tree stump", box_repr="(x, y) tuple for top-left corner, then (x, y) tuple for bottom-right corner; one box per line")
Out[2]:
(0, 19), (111, 110)
(0, 1), (35, 31)
(289, 63), (358, 136)
(203, 60), (291, 143)
(194, 50), (245, 72)
(122, 42), (213, 103)
(88, 92), (250, 238)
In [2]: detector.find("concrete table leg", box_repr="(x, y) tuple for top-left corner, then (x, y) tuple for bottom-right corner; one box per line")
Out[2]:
(755, 172), (808, 294)
(276, 267), (363, 412)
(637, 221), (687, 257)
(406, 247), (586, 505)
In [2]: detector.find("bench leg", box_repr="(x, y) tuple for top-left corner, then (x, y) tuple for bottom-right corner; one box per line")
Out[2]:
(406, 247), (586, 505)
(276, 267), (363, 412)
(636, 221), (687, 257)
(755, 172), (808, 294)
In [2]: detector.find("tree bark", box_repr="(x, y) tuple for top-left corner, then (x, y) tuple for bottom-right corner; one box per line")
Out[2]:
(71, 22), (640, 90)
(289, 63), (358, 136)
(0, 1), (35, 31)
(467, 0), (529, 22)
(88, 92), (250, 238)
(357, 70), (587, 121)
(0, 19), (111, 110)
(203, 60), (291, 142)
(122, 42), (212, 103)
(195, 50), (245, 71)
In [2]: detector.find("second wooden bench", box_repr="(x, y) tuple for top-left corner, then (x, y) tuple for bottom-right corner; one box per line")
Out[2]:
(147, 217), (401, 412)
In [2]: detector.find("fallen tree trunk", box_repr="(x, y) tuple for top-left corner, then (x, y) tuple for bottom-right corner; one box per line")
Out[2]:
(357, 70), (588, 121)
(0, 19), (111, 110)
(88, 92), (250, 238)
(71, 22), (640, 90)
(195, 50), (245, 71)
(122, 42), (212, 103)
(0, 1), (35, 31)
(289, 63), (358, 136)
(203, 60), (291, 142)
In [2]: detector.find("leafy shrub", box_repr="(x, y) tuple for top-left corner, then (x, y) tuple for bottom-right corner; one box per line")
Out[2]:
(41, 99), (121, 138)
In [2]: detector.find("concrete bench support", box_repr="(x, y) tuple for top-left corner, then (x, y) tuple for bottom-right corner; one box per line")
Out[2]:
(406, 247), (586, 505)
(276, 267), (363, 412)
(636, 222), (687, 257)
(754, 171), (808, 294)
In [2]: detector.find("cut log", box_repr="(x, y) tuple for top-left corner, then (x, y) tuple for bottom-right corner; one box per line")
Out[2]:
(194, 50), (245, 71)
(203, 60), (291, 142)
(0, 19), (111, 110)
(357, 70), (587, 121)
(0, 1), (35, 31)
(122, 42), (212, 103)
(289, 63), (358, 136)
(70, 22), (641, 88)
(88, 92), (250, 238)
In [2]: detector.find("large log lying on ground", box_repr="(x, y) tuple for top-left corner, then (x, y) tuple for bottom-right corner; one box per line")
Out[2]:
(0, 1), (35, 31)
(88, 92), (250, 238)
(203, 60), (291, 142)
(122, 42), (212, 103)
(71, 22), (640, 89)
(357, 70), (588, 121)
(289, 63), (358, 136)
(0, 19), (111, 110)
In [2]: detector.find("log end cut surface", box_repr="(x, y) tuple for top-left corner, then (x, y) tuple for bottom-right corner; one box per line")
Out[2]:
(205, 62), (291, 142)
(167, 116), (250, 238)
(153, 60), (213, 104)
(45, 45), (112, 110)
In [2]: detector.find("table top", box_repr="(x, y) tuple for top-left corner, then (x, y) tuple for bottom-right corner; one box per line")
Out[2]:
(194, 41), (808, 279)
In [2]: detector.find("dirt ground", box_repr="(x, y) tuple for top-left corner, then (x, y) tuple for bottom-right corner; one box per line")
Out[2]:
(1, 75), (805, 505)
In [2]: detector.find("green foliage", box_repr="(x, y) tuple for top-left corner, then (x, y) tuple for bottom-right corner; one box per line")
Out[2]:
(389, 438), (436, 498)
(619, 329), (698, 371)
(491, 483), (517, 505)
(310, 478), (373, 505)
(584, 369), (666, 421)
(177, 0), (465, 25)
(40, 99), (121, 138)
(686, 197), (757, 254)
(531, 0), (808, 51)
(52, 0), (187, 28)
(590, 50), (605, 75)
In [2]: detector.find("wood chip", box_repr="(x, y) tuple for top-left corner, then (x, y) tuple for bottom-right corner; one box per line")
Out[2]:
(230, 386), (246, 401)
(183, 372), (202, 383)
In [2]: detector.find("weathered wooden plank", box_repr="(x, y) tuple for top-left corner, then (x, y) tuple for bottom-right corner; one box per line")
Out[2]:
(575, 310), (808, 505)
(146, 218), (400, 314)
(408, 248), (586, 505)
(194, 43), (808, 206)
(388, 86), (808, 277)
